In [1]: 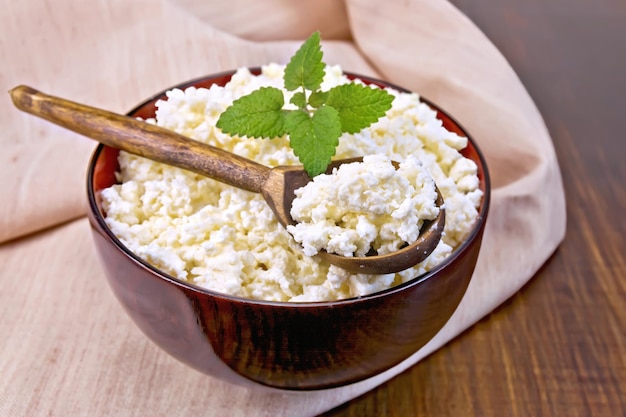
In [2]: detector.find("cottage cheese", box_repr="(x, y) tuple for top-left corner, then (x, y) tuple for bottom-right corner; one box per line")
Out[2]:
(287, 154), (440, 257)
(100, 64), (483, 302)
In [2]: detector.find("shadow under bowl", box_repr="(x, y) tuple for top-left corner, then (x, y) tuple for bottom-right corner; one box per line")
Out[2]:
(86, 69), (491, 391)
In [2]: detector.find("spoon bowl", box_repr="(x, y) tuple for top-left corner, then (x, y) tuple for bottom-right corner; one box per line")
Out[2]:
(9, 85), (444, 274)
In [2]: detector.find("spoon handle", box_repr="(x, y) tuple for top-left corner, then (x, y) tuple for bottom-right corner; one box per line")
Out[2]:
(9, 85), (271, 194)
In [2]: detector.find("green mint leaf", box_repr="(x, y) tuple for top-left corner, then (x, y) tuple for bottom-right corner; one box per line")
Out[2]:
(325, 83), (394, 134)
(284, 31), (325, 92)
(308, 90), (329, 108)
(216, 31), (397, 177)
(285, 106), (341, 177)
(290, 91), (307, 108)
(216, 87), (287, 138)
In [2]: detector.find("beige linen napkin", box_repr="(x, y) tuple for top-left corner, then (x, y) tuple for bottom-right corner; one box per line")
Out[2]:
(0, 0), (566, 416)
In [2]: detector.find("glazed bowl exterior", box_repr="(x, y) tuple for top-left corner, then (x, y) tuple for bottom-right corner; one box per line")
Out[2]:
(86, 69), (491, 391)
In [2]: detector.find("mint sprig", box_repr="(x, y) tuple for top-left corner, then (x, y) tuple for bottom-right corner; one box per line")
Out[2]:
(216, 31), (394, 177)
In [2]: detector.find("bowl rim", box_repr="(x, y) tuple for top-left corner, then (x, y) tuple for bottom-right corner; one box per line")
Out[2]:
(87, 68), (491, 308)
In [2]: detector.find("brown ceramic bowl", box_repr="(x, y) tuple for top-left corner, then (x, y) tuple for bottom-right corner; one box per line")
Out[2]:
(86, 69), (491, 391)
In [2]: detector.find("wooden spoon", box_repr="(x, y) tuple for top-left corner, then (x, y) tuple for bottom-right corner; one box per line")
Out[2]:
(9, 85), (444, 274)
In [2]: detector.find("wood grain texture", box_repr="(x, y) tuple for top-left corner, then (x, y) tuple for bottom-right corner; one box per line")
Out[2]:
(9, 85), (273, 193)
(321, 0), (626, 415)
